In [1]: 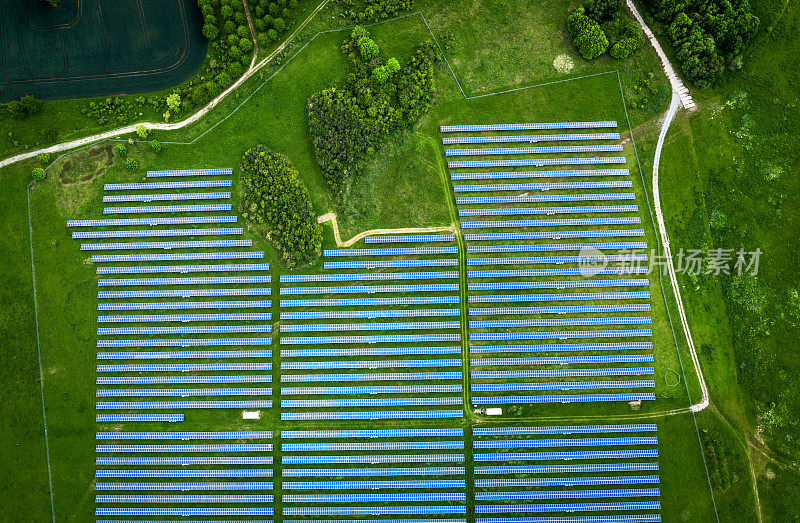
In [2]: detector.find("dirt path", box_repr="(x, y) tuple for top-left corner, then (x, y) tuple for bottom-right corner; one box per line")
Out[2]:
(242, 0), (259, 61)
(0, 0), (331, 170)
(317, 212), (457, 248)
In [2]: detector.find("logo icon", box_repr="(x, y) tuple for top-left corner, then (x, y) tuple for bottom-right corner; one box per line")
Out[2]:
(578, 246), (608, 277)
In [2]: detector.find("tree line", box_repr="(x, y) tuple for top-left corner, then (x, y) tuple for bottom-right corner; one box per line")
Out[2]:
(567, 0), (645, 61)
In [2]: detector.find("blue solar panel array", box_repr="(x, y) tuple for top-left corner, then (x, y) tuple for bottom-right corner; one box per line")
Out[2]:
(443, 133), (620, 144)
(102, 192), (231, 202)
(445, 145), (623, 156)
(73, 227), (243, 239)
(147, 168), (233, 177)
(440, 122), (618, 132)
(104, 180), (232, 190)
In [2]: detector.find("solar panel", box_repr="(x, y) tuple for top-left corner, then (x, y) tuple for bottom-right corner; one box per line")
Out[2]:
(96, 388), (272, 397)
(98, 289), (271, 298)
(283, 455), (465, 466)
(474, 463), (659, 475)
(473, 425), (657, 436)
(97, 264), (269, 274)
(98, 313), (271, 322)
(443, 133), (620, 145)
(469, 330), (652, 341)
(282, 411), (463, 420)
(474, 450), (659, 461)
(97, 350), (271, 360)
(146, 168), (233, 177)
(97, 275), (270, 286)
(98, 338), (272, 348)
(280, 372), (461, 382)
(281, 385), (462, 395)
(102, 192), (231, 203)
(92, 252), (263, 262)
(82, 240), (251, 251)
(324, 259), (459, 269)
(280, 272), (458, 282)
(96, 443), (272, 452)
(473, 437), (658, 449)
(468, 317), (651, 328)
(475, 476), (660, 487)
(324, 247), (459, 256)
(471, 369), (653, 379)
(281, 360), (460, 370)
(95, 469), (274, 477)
(471, 381), (655, 392)
(281, 397), (462, 407)
(103, 204), (232, 214)
(464, 231), (645, 241)
(279, 321), (460, 332)
(98, 300), (271, 310)
(475, 488), (660, 500)
(472, 394), (657, 404)
(95, 481), (273, 490)
(471, 355), (653, 366)
(455, 181), (633, 192)
(97, 363), (272, 372)
(74, 228), (243, 239)
(96, 431), (272, 439)
(284, 493), (466, 502)
(476, 516), (660, 523)
(460, 206), (638, 216)
(462, 218), (641, 228)
(281, 334), (461, 345)
(468, 280), (648, 291)
(469, 305), (650, 315)
(283, 480), (466, 489)
(96, 414), (183, 422)
(466, 242), (647, 253)
(281, 347), (461, 358)
(440, 122), (618, 132)
(468, 342), (653, 353)
(474, 502), (660, 514)
(457, 193), (634, 204)
(365, 235), (456, 243)
(446, 145), (623, 156)
(468, 292), (649, 303)
(280, 429), (463, 438)
(96, 508), (274, 515)
(97, 325), (271, 335)
(280, 284), (459, 295)
(95, 400), (273, 409)
(280, 297), (459, 307)
(448, 158), (626, 169)
(281, 467), (465, 477)
(283, 507), (467, 515)
(280, 309), (459, 320)
(97, 375), (272, 384)
(104, 180), (232, 190)
(467, 267), (648, 277)
(67, 216), (238, 227)
(96, 457), (273, 465)
(282, 441), (463, 451)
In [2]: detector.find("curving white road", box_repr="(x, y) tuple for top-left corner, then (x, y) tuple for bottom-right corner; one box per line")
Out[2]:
(0, 0), (331, 170)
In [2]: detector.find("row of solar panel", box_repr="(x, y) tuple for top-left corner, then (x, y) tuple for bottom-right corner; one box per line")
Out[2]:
(467, 242), (647, 252)
(98, 313), (271, 322)
(69, 216), (238, 227)
(279, 309), (460, 320)
(442, 133), (620, 144)
(82, 240), (251, 250)
(280, 335), (460, 344)
(99, 300), (271, 310)
(280, 271), (459, 282)
(452, 169), (629, 180)
(468, 279), (648, 290)
(445, 145), (624, 156)
(104, 204), (232, 214)
(460, 206), (638, 216)
(454, 181), (633, 192)
(102, 192), (230, 202)
(280, 347), (461, 358)
(98, 276), (271, 286)
(96, 443), (272, 452)
(280, 372), (462, 382)
(324, 259), (459, 268)
(98, 375), (273, 384)
(468, 305), (650, 314)
(280, 385), (463, 395)
(457, 193), (634, 203)
(469, 342), (653, 353)
(92, 251), (263, 262)
(95, 400), (273, 409)
(469, 329), (651, 341)
(98, 289), (272, 298)
(449, 157), (626, 168)
(466, 255), (648, 265)
(104, 180), (231, 190)
(74, 228), (243, 238)
(96, 388), (272, 397)
(440, 122), (618, 132)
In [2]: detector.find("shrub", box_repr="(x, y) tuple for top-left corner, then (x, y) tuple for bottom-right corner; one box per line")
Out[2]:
(37, 152), (51, 164)
(148, 140), (162, 153)
(113, 143), (127, 157)
(6, 95), (43, 119)
(124, 158), (139, 170)
(567, 7), (609, 59)
(357, 35), (379, 60)
(136, 124), (149, 139)
(610, 36), (643, 59)
(239, 145), (322, 267)
(32, 167), (47, 180)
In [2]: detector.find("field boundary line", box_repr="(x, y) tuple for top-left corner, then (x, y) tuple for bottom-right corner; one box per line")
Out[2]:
(26, 181), (57, 523)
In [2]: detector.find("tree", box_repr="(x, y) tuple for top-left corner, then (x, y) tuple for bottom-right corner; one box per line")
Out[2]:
(239, 37), (254, 53)
(583, 0), (624, 22)
(357, 36), (379, 60)
(202, 23), (219, 40)
(371, 65), (390, 84)
(125, 158), (139, 170)
(37, 152), (51, 164)
(6, 95), (43, 119)
(113, 143), (127, 157)
(136, 125), (149, 139)
(575, 24), (609, 59)
(166, 93), (181, 112)
(148, 140), (162, 153)
(32, 167), (47, 180)
(386, 57), (401, 74)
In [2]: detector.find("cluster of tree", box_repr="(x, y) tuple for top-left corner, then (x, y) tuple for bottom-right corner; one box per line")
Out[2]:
(5, 95), (43, 119)
(567, 0), (644, 60)
(336, 0), (413, 22)
(642, 0), (759, 86)
(306, 26), (439, 190)
(239, 146), (322, 267)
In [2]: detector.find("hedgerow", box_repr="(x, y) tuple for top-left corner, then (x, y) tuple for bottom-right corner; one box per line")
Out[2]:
(336, 0), (413, 22)
(306, 26), (439, 191)
(239, 146), (322, 267)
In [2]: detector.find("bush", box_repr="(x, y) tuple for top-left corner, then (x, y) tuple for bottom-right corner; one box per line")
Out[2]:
(567, 7), (609, 60)
(136, 124), (149, 139)
(357, 35), (379, 60)
(148, 140), (162, 153)
(124, 158), (139, 170)
(113, 143), (127, 157)
(6, 95), (43, 119)
(32, 167), (47, 180)
(610, 36), (643, 59)
(37, 152), (51, 164)
(239, 145), (322, 267)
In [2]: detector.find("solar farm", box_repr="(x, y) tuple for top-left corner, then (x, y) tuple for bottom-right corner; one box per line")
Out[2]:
(47, 118), (703, 523)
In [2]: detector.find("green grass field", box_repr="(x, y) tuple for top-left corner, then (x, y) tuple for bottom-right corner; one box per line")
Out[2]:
(6, 0), (795, 520)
